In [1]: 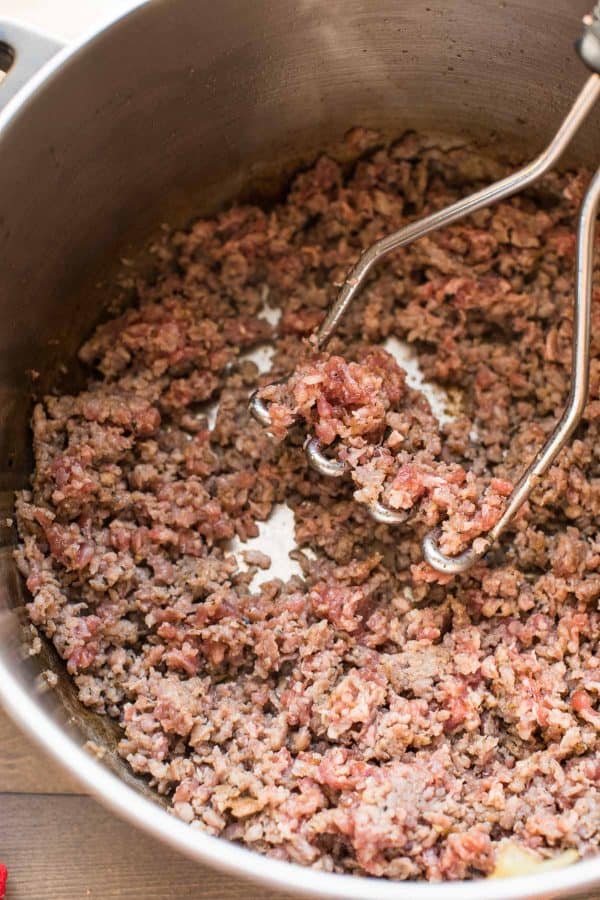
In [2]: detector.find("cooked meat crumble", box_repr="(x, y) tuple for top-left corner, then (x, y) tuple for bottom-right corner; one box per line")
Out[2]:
(15, 132), (600, 880)
(258, 347), (513, 563)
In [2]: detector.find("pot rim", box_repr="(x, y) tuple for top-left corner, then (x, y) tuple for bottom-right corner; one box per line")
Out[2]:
(0, 3), (598, 898)
(3, 652), (600, 900)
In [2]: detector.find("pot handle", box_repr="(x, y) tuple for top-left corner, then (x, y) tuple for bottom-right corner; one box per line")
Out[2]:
(0, 20), (64, 114)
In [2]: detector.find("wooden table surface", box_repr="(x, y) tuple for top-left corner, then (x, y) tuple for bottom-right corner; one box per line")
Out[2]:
(0, 707), (297, 899)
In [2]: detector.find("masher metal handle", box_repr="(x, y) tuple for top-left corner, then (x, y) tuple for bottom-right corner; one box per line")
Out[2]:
(313, 73), (600, 351)
(579, 2), (600, 73)
(250, 10), (600, 576)
(423, 162), (600, 574)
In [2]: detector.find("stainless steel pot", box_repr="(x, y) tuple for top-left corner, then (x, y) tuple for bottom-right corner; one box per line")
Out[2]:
(0, 2), (598, 898)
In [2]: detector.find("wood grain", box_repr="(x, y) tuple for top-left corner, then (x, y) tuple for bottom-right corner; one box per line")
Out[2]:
(0, 793), (296, 900)
(0, 709), (78, 794)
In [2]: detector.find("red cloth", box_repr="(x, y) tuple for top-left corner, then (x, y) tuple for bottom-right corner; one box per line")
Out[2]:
(0, 863), (7, 899)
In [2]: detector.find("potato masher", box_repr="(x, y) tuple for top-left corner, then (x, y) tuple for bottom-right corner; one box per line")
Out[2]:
(250, 7), (600, 576)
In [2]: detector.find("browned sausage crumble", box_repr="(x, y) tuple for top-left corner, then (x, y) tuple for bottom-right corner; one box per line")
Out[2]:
(258, 347), (513, 563)
(15, 131), (600, 880)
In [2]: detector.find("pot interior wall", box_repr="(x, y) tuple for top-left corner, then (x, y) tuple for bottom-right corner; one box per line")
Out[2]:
(0, 0), (598, 802)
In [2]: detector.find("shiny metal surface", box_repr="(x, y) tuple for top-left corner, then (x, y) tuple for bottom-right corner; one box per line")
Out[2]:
(248, 389), (275, 429)
(305, 436), (347, 478)
(368, 499), (410, 526)
(578, 2), (600, 71)
(0, 1), (600, 898)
